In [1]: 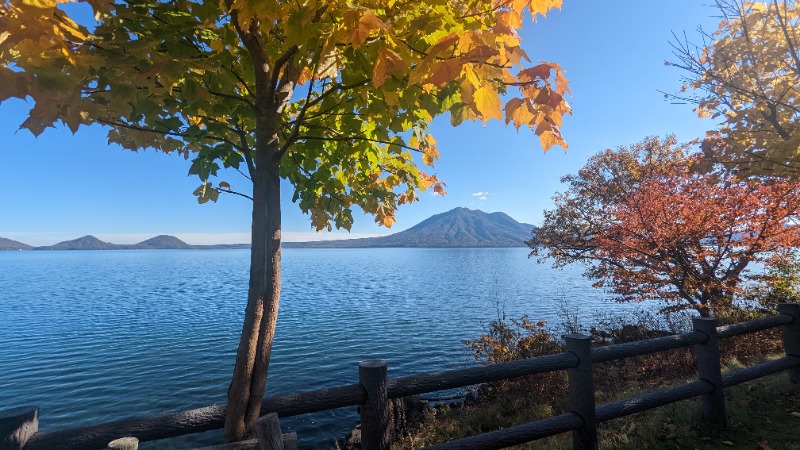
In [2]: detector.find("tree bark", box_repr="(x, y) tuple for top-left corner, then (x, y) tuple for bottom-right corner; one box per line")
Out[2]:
(224, 136), (282, 442)
(221, 19), (295, 440)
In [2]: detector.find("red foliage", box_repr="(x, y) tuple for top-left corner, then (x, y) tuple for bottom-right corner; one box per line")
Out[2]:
(598, 170), (800, 315)
(531, 136), (800, 317)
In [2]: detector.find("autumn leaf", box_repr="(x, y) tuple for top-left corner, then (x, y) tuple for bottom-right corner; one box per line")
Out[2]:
(531, 135), (800, 316)
(538, 128), (565, 151)
(372, 46), (405, 88)
(505, 98), (536, 130)
(474, 85), (503, 123)
(349, 10), (383, 49)
(422, 134), (439, 166)
(426, 60), (464, 87)
(496, 10), (523, 28)
(424, 33), (460, 63)
(519, 63), (553, 82)
(675, 1), (800, 176)
(22, 0), (60, 8)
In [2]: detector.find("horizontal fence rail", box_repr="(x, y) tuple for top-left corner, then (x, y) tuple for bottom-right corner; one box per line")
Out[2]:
(422, 412), (584, 450)
(591, 330), (707, 363)
(4, 303), (798, 450)
(388, 352), (579, 399)
(594, 380), (713, 423)
(716, 313), (792, 339)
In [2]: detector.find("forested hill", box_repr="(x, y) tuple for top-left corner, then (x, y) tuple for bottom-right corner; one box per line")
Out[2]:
(284, 207), (536, 248)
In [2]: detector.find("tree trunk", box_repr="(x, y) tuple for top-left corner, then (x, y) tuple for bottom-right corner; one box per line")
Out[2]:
(224, 152), (282, 442)
(698, 293), (711, 318)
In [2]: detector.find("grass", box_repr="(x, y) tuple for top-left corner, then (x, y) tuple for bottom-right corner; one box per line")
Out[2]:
(394, 363), (800, 449)
(389, 309), (800, 450)
(593, 369), (800, 450)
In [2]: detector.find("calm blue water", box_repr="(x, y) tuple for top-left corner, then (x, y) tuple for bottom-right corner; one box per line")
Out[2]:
(0, 248), (643, 448)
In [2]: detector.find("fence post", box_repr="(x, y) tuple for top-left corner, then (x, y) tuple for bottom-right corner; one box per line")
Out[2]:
(565, 334), (597, 450)
(0, 406), (38, 450)
(359, 360), (389, 450)
(692, 317), (726, 425)
(777, 303), (800, 384)
(255, 413), (284, 450)
(106, 437), (138, 450)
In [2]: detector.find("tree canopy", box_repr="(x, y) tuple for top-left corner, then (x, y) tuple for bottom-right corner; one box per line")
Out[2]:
(529, 136), (800, 317)
(1, 0), (571, 441)
(671, 0), (800, 177)
(1, 0), (571, 228)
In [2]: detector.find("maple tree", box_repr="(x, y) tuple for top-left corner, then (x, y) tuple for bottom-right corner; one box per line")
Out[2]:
(0, 0), (572, 441)
(529, 136), (800, 317)
(670, 0), (800, 177)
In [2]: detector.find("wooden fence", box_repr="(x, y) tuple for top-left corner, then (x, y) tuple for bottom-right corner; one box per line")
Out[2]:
(2, 303), (798, 450)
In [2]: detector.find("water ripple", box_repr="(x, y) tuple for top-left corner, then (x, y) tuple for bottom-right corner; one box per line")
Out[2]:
(0, 248), (640, 448)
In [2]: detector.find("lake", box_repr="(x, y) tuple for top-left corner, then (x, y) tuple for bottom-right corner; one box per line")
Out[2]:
(0, 248), (648, 448)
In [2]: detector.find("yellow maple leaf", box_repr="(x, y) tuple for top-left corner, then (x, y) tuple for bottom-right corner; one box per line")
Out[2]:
(422, 33), (459, 65)
(505, 98), (536, 129)
(425, 59), (463, 87)
(496, 10), (523, 28)
(22, 0), (61, 8)
(372, 46), (405, 88)
(538, 128), (566, 152)
(422, 135), (439, 166)
(474, 85), (503, 123)
(528, 0), (563, 18)
(350, 10), (383, 50)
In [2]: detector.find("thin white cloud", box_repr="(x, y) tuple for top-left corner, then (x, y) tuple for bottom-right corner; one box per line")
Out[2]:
(478, 196), (487, 200)
(472, 191), (488, 197)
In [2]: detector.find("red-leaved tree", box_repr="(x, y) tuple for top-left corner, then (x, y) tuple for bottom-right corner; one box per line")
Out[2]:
(529, 136), (800, 317)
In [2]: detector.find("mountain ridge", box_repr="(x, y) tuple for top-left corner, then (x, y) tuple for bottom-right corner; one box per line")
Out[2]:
(0, 208), (535, 250)
(284, 207), (535, 248)
(2, 235), (250, 251)
(0, 237), (34, 251)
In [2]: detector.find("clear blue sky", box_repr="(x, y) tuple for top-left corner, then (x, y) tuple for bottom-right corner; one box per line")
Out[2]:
(0, 1), (718, 246)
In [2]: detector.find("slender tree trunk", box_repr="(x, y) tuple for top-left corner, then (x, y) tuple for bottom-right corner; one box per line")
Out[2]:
(698, 292), (711, 318)
(221, 26), (294, 439)
(224, 144), (282, 442)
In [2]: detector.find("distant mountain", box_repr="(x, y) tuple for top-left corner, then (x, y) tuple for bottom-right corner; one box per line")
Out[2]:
(0, 237), (33, 251)
(132, 235), (195, 249)
(2, 209), (533, 250)
(36, 235), (120, 250)
(25, 234), (249, 250)
(284, 207), (536, 248)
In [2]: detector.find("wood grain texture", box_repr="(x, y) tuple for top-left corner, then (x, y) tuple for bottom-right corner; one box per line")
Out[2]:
(777, 303), (800, 383)
(255, 414), (282, 450)
(0, 406), (38, 450)
(595, 380), (712, 422)
(359, 360), (389, 450)
(389, 352), (578, 398)
(566, 335), (596, 450)
(717, 313), (792, 339)
(591, 331), (706, 363)
(693, 318), (726, 425)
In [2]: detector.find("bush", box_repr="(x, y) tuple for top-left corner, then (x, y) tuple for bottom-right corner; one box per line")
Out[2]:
(465, 313), (561, 364)
(747, 252), (800, 308)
